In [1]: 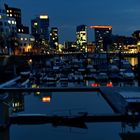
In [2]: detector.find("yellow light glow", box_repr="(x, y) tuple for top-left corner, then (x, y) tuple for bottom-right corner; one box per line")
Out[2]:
(34, 22), (38, 26)
(39, 15), (48, 19)
(32, 84), (37, 88)
(137, 41), (140, 45)
(36, 92), (40, 95)
(42, 97), (51, 103)
(29, 59), (32, 63)
(25, 45), (32, 52)
(27, 45), (32, 50)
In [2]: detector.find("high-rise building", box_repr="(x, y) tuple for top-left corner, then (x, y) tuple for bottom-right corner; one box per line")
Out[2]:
(76, 25), (87, 51)
(90, 25), (112, 51)
(50, 27), (58, 50)
(5, 4), (21, 26)
(5, 4), (29, 34)
(0, 4), (17, 34)
(31, 14), (49, 41)
(0, 4), (17, 54)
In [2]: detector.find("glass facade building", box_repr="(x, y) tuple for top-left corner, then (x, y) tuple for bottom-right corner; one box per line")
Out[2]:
(76, 25), (87, 49)
(50, 27), (59, 50)
(31, 15), (49, 41)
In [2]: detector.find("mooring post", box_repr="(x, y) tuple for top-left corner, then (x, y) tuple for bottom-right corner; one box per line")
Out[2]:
(0, 102), (9, 129)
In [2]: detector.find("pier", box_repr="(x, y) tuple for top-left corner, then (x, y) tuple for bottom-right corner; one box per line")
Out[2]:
(0, 86), (140, 130)
(10, 113), (140, 129)
(100, 87), (129, 114)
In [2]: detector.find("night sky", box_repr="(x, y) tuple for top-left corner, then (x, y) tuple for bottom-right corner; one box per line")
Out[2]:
(4, 0), (140, 42)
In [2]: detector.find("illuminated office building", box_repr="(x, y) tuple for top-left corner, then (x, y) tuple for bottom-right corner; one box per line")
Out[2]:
(76, 25), (87, 51)
(50, 27), (59, 50)
(5, 4), (29, 34)
(90, 25), (112, 51)
(5, 4), (21, 25)
(0, 4), (16, 34)
(0, 4), (17, 54)
(31, 14), (49, 41)
(17, 33), (35, 53)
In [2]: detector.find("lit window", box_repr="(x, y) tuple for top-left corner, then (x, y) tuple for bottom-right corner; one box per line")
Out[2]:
(21, 38), (23, 40)
(55, 42), (58, 46)
(8, 20), (11, 24)
(39, 15), (48, 19)
(18, 29), (21, 32)
(30, 38), (35, 41)
(15, 103), (18, 107)
(25, 38), (27, 41)
(7, 10), (9, 13)
(34, 22), (38, 26)
(42, 97), (51, 103)
(12, 21), (15, 24)
(10, 14), (12, 17)
(0, 15), (1, 19)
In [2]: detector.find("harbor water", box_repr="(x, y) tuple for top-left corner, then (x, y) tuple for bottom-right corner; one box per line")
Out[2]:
(1, 56), (140, 140)
(3, 91), (140, 140)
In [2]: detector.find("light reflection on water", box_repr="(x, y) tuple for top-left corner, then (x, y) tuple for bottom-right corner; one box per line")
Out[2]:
(125, 57), (138, 66)
(6, 91), (139, 140)
(21, 92), (113, 115)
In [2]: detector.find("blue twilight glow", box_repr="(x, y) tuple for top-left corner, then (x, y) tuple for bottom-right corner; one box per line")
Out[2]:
(5, 0), (140, 42)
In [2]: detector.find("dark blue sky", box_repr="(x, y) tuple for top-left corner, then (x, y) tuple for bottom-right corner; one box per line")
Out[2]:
(5, 0), (140, 42)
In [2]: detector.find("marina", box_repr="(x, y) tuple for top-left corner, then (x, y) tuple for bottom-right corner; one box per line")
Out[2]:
(0, 54), (140, 140)
(1, 0), (140, 139)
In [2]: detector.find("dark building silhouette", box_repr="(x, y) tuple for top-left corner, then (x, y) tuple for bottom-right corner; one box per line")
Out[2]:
(132, 30), (140, 41)
(5, 4), (29, 34)
(90, 26), (112, 51)
(31, 14), (49, 41)
(95, 27), (112, 51)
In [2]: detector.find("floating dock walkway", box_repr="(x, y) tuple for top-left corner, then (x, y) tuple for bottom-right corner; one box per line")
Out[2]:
(100, 87), (140, 114)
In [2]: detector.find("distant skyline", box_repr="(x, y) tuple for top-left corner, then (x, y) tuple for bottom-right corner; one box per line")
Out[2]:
(3, 0), (140, 42)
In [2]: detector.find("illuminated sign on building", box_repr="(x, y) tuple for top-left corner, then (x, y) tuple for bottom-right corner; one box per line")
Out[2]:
(39, 15), (48, 19)
(89, 25), (112, 29)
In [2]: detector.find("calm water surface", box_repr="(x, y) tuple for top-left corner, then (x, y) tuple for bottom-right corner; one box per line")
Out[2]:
(3, 91), (139, 140)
